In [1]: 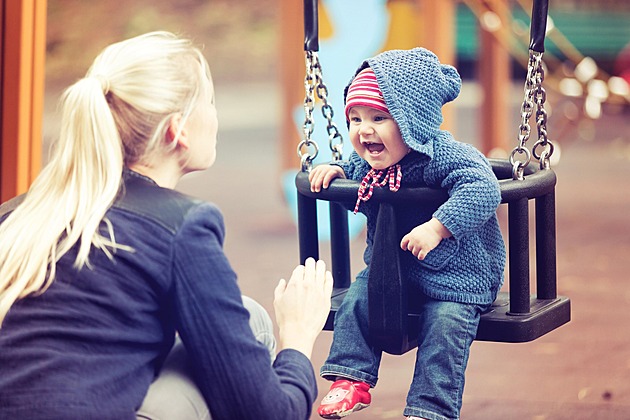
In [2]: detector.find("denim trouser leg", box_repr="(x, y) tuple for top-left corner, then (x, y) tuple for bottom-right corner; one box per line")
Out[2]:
(320, 277), (381, 387)
(403, 297), (485, 420)
(136, 296), (276, 420)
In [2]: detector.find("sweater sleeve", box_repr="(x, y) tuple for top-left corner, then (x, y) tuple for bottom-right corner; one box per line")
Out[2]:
(332, 151), (367, 180)
(171, 203), (317, 420)
(425, 135), (501, 239)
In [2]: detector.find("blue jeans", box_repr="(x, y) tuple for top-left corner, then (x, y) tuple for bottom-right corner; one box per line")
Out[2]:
(320, 277), (486, 420)
(136, 296), (276, 420)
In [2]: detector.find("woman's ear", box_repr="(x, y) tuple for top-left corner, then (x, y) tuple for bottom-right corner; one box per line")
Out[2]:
(166, 114), (190, 150)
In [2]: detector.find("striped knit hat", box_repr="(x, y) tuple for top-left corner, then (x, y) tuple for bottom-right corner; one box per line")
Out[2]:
(343, 48), (462, 158)
(344, 67), (388, 119)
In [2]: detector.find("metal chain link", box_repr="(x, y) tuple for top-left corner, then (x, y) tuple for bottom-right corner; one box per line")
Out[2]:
(510, 50), (554, 179)
(314, 62), (344, 162)
(531, 56), (554, 169)
(297, 51), (319, 171)
(297, 51), (344, 171)
(510, 50), (537, 180)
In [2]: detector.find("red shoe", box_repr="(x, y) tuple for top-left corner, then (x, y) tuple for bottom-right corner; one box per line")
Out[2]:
(317, 379), (371, 419)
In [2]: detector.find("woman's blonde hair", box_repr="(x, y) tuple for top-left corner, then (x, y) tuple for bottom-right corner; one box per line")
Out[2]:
(0, 31), (213, 325)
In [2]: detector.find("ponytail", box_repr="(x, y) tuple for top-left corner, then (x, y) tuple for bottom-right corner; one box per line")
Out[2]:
(0, 31), (211, 325)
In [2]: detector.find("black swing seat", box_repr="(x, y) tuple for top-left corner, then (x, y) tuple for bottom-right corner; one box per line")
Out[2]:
(295, 159), (571, 355)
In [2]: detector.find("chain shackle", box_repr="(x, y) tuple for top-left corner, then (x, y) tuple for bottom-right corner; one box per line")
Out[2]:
(509, 146), (532, 180)
(297, 139), (319, 172)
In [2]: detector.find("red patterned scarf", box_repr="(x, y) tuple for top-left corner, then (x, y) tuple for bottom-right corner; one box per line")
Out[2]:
(353, 164), (402, 214)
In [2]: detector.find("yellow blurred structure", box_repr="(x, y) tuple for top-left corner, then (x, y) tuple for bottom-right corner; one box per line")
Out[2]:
(0, 0), (47, 202)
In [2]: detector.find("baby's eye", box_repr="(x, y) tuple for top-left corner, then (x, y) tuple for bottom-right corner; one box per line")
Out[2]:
(350, 116), (362, 123)
(373, 115), (387, 122)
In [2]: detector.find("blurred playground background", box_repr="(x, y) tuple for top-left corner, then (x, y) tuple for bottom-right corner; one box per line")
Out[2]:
(41, 0), (630, 174)
(9, 0), (630, 418)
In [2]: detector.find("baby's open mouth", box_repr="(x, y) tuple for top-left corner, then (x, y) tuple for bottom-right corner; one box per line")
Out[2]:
(365, 142), (384, 154)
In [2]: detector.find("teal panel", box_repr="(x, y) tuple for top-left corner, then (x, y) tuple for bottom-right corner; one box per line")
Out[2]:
(456, 4), (630, 61)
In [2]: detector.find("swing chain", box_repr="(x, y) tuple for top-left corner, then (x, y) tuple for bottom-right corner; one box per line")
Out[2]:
(531, 54), (554, 170)
(298, 51), (320, 172)
(314, 63), (344, 162)
(511, 50), (553, 179)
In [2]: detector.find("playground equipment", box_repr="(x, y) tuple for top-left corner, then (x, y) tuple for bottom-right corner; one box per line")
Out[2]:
(0, 0), (46, 203)
(295, 0), (570, 355)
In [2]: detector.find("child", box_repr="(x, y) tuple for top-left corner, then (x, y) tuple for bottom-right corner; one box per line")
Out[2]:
(309, 48), (506, 420)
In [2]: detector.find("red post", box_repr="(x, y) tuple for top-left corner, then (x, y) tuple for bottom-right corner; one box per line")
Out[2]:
(0, 0), (47, 202)
(278, 0), (305, 174)
(478, 0), (511, 156)
(418, 0), (456, 133)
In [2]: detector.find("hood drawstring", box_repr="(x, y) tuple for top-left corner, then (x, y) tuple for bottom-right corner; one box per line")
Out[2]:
(353, 164), (402, 214)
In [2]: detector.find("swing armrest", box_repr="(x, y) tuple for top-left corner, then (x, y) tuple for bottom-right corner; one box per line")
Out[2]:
(493, 160), (556, 202)
(295, 172), (448, 205)
(295, 159), (556, 205)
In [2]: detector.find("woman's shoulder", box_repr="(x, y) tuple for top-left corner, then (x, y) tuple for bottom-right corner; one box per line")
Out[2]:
(114, 173), (221, 235)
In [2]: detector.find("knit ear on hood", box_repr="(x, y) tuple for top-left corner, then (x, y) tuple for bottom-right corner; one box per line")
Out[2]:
(439, 63), (461, 104)
(344, 48), (462, 158)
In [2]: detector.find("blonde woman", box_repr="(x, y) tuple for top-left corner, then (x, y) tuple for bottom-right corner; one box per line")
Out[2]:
(0, 31), (333, 420)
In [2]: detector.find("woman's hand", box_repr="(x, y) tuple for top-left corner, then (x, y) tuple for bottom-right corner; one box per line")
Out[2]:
(273, 258), (334, 359)
(308, 165), (346, 192)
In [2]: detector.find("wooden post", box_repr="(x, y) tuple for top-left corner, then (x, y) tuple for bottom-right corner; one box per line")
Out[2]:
(1, 0), (47, 202)
(478, 0), (511, 156)
(279, 0), (304, 173)
(417, 0), (456, 133)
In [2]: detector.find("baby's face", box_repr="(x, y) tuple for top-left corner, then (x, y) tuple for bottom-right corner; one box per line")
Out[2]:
(347, 105), (409, 170)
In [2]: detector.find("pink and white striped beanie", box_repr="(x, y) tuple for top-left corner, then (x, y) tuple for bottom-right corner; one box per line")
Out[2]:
(344, 67), (389, 120)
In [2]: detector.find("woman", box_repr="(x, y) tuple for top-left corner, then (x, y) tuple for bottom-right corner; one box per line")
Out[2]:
(0, 31), (333, 419)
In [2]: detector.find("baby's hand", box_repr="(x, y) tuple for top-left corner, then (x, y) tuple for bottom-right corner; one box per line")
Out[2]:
(400, 218), (452, 260)
(308, 165), (345, 192)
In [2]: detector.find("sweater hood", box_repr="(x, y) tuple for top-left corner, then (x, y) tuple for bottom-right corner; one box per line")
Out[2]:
(344, 48), (461, 159)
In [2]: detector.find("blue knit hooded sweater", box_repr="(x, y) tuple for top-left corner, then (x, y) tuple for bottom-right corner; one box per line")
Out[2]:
(336, 48), (506, 305)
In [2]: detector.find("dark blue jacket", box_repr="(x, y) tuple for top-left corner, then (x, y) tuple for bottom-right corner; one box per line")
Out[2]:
(0, 170), (317, 419)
